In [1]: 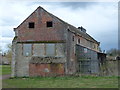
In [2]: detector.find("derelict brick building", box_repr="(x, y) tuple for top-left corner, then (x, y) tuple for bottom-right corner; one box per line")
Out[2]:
(12, 6), (104, 77)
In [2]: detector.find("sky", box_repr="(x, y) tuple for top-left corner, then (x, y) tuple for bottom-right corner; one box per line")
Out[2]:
(0, 0), (118, 52)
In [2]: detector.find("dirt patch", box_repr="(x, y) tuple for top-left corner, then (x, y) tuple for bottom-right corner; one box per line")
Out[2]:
(0, 74), (11, 80)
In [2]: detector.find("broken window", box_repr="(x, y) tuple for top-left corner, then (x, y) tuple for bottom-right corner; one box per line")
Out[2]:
(46, 44), (55, 56)
(84, 48), (87, 53)
(23, 44), (32, 56)
(46, 21), (53, 27)
(29, 22), (35, 28)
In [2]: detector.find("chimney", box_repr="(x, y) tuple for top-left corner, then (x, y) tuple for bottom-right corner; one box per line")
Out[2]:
(78, 26), (86, 33)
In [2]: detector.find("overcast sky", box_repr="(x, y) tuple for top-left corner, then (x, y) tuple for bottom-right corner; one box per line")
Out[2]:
(0, 1), (118, 52)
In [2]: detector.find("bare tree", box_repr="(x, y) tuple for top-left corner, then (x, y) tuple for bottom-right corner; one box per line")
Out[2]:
(0, 47), (2, 54)
(5, 43), (12, 63)
(107, 48), (120, 56)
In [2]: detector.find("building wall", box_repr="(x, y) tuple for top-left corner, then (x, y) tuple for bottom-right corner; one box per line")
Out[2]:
(76, 44), (99, 74)
(12, 43), (66, 77)
(12, 7), (100, 77)
(12, 7), (68, 77)
(16, 7), (66, 42)
(29, 63), (64, 76)
(14, 44), (30, 77)
(65, 30), (76, 74)
(65, 30), (100, 75)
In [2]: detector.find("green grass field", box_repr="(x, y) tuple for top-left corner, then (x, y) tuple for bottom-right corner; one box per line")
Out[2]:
(2, 65), (119, 88)
(0, 65), (11, 75)
(3, 76), (118, 88)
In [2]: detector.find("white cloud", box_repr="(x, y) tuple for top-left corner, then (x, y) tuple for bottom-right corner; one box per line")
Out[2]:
(44, 2), (118, 50)
(0, 1), (118, 51)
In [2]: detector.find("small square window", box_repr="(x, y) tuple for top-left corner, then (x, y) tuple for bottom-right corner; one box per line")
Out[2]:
(46, 21), (53, 27)
(29, 22), (35, 28)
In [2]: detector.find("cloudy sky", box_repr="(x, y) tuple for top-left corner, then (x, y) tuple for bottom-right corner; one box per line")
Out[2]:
(0, 0), (118, 52)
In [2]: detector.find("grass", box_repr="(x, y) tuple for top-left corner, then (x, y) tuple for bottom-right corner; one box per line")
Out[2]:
(3, 76), (118, 88)
(1, 65), (119, 88)
(0, 65), (11, 75)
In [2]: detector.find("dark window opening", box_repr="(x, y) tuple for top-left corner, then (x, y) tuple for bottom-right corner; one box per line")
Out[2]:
(29, 22), (35, 28)
(78, 38), (80, 43)
(46, 21), (53, 27)
(73, 36), (74, 41)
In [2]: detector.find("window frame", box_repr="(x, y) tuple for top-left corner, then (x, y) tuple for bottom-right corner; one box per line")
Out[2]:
(23, 44), (32, 56)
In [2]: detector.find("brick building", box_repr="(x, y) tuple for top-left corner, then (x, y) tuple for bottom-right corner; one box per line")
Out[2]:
(12, 6), (104, 77)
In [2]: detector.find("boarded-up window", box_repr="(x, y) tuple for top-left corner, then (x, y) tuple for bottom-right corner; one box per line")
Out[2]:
(46, 44), (55, 56)
(23, 44), (32, 56)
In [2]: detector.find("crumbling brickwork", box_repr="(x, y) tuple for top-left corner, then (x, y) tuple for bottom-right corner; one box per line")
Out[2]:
(29, 63), (64, 76)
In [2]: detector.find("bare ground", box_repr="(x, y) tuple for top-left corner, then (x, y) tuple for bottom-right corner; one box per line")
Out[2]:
(0, 74), (11, 80)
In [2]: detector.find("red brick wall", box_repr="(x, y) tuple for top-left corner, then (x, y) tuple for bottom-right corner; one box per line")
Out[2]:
(16, 7), (65, 42)
(29, 63), (64, 76)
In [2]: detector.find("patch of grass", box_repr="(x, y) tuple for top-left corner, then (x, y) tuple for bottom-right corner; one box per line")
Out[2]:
(1, 65), (118, 88)
(3, 76), (118, 88)
(0, 65), (11, 75)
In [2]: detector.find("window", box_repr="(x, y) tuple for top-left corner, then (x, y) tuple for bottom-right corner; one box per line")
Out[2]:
(84, 48), (87, 53)
(78, 38), (80, 44)
(46, 44), (55, 56)
(23, 44), (32, 56)
(72, 36), (74, 41)
(46, 21), (53, 27)
(29, 22), (35, 28)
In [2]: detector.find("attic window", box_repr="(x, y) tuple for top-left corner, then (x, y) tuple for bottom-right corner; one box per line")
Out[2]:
(29, 22), (35, 28)
(46, 21), (53, 27)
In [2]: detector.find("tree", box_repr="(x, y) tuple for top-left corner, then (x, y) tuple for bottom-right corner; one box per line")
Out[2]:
(5, 43), (12, 63)
(0, 46), (2, 54)
(106, 48), (120, 56)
